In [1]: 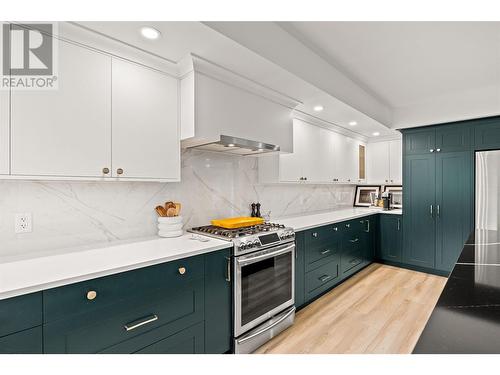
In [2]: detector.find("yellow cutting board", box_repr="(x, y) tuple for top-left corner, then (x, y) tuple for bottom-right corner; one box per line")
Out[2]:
(211, 216), (264, 229)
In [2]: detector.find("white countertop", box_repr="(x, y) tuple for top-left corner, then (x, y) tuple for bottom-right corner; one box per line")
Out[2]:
(0, 234), (231, 300)
(278, 207), (402, 232)
(0, 206), (402, 301)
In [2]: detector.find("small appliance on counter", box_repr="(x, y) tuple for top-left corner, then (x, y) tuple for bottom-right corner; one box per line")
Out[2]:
(155, 201), (183, 237)
(188, 217), (296, 354)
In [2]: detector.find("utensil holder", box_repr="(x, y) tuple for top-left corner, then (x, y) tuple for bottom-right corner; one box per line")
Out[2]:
(158, 216), (183, 238)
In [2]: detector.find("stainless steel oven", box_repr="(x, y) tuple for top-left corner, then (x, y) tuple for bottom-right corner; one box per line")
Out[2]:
(233, 241), (295, 353)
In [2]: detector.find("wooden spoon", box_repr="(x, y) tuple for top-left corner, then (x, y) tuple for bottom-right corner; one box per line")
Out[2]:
(155, 205), (168, 217)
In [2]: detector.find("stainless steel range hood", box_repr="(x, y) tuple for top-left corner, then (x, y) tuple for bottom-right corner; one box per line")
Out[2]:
(185, 135), (280, 156)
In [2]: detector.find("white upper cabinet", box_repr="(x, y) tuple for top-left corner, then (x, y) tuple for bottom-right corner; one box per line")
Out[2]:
(111, 59), (179, 181)
(367, 139), (402, 184)
(259, 118), (365, 184)
(367, 141), (390, 184)
(6, 33), (180, 182)
(10, 40), (112, 178)
(389, 139), (402, 184)
(0, 89), (8, 175)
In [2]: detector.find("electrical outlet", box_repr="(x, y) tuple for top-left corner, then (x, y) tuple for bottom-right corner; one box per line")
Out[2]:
(15, 213), (32, 234)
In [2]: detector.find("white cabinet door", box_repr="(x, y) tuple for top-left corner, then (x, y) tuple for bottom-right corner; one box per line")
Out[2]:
(389, 139), (402, 184)
(0, 89), (8, 175)
(10, 40), (111, 177)
(280, 119), (308, 182)
(335, 135), (361, 183)
(367, 141), (390, 184)
(111, 59), (179, 180)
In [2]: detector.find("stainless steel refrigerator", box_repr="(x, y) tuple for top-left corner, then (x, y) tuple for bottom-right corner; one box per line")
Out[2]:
(475, 150), (500, 236)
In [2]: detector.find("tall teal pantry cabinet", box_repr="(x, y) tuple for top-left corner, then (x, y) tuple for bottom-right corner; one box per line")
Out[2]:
(402, 122), (474, 273)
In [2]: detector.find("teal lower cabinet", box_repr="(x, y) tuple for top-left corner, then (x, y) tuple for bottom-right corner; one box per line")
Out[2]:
(297, 214), (375, 307)
(204, 249), (232, 354)
(0, 249), (232, 354)
(0, 327), (42, 354)
(0, 292), (43, 354)
(378, 214), (403, 262)
(294, 232), (306, 308)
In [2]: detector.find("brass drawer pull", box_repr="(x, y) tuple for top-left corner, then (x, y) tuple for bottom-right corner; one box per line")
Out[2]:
(312, 232), (318, 238)
(333, 227), (338, 231)
(349, 238), (359, 243)
(124, 314), (158, 332)
(320, 249), (331, 255)
(178, 267), (186, 275)
(86, 290), (97, 301)
(345, 224), (350, 228)
(319, 275), (332, 283)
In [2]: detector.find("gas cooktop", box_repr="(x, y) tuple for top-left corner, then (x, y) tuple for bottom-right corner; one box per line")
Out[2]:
(188, 222), (295, 255)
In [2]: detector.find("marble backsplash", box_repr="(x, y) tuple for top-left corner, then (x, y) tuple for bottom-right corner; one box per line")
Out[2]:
(0, 149), (354, 258)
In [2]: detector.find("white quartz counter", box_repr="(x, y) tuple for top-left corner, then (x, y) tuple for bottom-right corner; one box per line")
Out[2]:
(0, 207), (402, 301)
(278, 207), (403, 232)
(0, 234), (231, 300)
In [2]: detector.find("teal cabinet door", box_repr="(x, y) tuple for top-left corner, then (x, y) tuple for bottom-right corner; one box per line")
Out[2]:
(294, 232), (306, 308)
(134, 322), (204, 354)
(204, 249), (232, 354)
(403, 154), (436, 269)
(359, 216), (376, 262)
(0, 292), (42, 338)
(435, 123), (471, 153)
(379, 215), (402, 262)
(474, 117), (500, 150)
(404, 128), (435, 155)
(0, 327), (42, 354)
(435, 151), (473, 272)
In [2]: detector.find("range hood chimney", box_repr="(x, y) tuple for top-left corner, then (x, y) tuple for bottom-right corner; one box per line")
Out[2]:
(179, 54), (300, 156)
(185, 135), (280, 156)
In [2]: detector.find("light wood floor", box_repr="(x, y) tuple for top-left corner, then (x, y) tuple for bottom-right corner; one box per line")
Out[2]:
(255, 263), (447, 354)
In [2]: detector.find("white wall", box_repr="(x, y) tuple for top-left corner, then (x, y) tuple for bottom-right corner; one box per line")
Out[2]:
(0, 150), (354, 259)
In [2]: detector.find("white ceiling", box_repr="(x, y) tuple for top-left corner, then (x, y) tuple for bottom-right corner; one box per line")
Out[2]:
(75, 21), (500, 134)
(76, 21), (398, 139)
(280, 22), (500, 108)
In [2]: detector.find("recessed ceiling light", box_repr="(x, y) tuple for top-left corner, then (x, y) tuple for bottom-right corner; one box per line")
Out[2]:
(348, 121), (357, 126)
(225, 143), (235, 147)
(140, 27), (161, 40)
(372, 132), (380, 136)
(313, 105), (324, 112)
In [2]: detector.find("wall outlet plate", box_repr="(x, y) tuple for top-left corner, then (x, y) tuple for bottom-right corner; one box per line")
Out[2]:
(15, 213), (32, 234)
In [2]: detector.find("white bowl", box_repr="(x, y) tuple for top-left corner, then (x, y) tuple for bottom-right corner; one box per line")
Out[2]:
(158, 216), (183, 224)
(158, 229), (183, 238)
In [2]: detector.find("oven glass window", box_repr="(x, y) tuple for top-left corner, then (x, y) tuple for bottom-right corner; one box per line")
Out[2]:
(241, 252), (292, 326)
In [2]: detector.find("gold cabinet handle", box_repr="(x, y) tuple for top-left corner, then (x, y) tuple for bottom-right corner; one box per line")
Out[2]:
(116, 168), (124, 175)
(178, 267), (186, 275)
(102, 167), (110, 174)
(86, 290), (97, 300)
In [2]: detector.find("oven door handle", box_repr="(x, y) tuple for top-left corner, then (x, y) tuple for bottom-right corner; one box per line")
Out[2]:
(237, 307), (296, 344)
(236, 243), (295, 266)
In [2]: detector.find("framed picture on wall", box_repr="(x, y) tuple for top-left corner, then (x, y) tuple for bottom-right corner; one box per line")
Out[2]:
(384, 185), (403, 209)
(353, 185), (381, 207)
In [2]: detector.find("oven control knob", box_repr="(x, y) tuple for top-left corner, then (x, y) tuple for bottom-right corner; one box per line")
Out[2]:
(240, 242), (248, 250)
(252, 240), (261, 247)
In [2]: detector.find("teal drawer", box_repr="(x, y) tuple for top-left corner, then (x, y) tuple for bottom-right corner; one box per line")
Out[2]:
(0, 326), (42, 354)
(305, 258), (340, 301)
(99, 321), (204, 354)
(43, 255), (204, 323)
(43, 277), (204, 353)
(304, 225), (336, 247)
(135, 322), (204, 354)
(305, 238), (340, 272)
(0, 292), (42, 337)
(341, 245), (364, 275)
